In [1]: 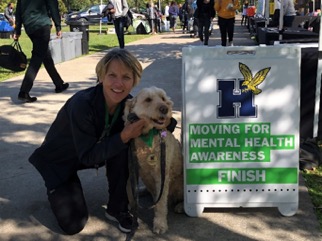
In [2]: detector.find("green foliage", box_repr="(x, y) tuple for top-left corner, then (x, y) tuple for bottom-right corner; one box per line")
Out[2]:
(0, 0), (16, 13)
(302, 166), (322, 232)
(58, 0), (67, 15)
(63, 0), (93, 11)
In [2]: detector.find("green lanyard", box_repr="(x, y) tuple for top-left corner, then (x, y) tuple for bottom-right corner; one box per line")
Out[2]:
(104, 103), (121, 137)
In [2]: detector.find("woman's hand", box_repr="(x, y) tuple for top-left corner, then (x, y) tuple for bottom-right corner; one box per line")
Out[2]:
(120, 119), (146, 143)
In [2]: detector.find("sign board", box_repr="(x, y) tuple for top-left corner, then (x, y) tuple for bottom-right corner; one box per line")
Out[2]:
(182, 46), (300, 217)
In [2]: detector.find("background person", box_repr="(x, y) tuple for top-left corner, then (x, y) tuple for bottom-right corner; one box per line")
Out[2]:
(241, 1), (249, 26)
(164, 2), (170, 31)
(196, 0), (215, 45)
(169, 1), (179, 33)
(282, 0), (296, 28)
(4, 2), (15, 26)
(14, 0), (68, 103)
(109, 0), (129, 49)
(215, 0), (240, 46)
(146, 2), (158, 34)
(29, 49), (146, 235)
(181, 0), (192, 33)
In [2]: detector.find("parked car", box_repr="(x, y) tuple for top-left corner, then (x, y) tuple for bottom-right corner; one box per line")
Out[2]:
(65, 4), (110, 24)
(65, 4), (145, 25)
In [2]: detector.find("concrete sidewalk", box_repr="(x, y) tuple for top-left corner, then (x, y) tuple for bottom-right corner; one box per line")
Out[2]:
(0, 19), (321, 241)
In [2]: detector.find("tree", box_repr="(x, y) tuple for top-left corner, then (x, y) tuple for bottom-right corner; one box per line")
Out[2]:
(0, 0), (17, 13)
(58, 0), (67, 15)
(63, 0), (101, 11)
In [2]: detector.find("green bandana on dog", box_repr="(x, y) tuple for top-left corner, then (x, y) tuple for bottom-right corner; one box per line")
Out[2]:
(140, 128), (159, 147)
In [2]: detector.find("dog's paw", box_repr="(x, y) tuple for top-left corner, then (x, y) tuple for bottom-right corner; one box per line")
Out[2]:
(153, 218), (168, 234)
(174, 202), (184, 213)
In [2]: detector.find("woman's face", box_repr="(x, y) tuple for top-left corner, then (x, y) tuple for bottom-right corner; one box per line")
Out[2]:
(101, 59), (134, 112)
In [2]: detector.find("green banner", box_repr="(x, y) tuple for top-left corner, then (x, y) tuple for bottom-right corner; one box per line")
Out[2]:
(189, 123), (295, 163)
(186, 167), (298, 184)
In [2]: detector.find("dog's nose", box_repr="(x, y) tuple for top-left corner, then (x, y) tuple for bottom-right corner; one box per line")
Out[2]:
(159, 105), (168, 114)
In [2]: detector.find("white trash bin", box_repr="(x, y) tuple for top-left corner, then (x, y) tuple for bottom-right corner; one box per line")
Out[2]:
(49, 34), (62, 64)
(69, 32), (83, 58)
(61, 32), (75, 61)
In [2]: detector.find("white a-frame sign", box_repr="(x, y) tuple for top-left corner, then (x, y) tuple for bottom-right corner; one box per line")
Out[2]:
(182, 45), (300, 217)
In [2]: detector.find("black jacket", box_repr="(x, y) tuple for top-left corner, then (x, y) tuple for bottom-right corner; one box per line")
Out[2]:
(15, 0), (61, 35)
(196, 0), (216, 19)
(29, 84), (130, 190)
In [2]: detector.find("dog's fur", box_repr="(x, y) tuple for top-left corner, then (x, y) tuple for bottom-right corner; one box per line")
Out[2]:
(124, 86), (183, 234)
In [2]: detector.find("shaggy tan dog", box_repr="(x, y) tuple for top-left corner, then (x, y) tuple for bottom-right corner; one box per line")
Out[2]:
(124, 86), (183, 234)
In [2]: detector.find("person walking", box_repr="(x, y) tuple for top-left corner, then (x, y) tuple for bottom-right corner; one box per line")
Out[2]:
(215, 0), (240, 46)
(241, 1), (249, 26)
(181, 0), (191, 33)
(109, 0), (129, 48)
(14, 0), (68, 103)
(196, 0), (215, 45)
(282, 0), (296, 28)
(169, 1), (179, 33)
(164, 2), (170, 31)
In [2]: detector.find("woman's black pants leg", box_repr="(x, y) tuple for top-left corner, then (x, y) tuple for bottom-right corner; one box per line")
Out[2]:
(47, 175), (88, 235)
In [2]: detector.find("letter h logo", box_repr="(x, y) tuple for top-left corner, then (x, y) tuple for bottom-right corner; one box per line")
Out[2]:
(217, 79), (257, 118)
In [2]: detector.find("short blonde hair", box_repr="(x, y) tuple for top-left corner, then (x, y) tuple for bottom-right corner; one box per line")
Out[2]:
(95, 49), (143, 87)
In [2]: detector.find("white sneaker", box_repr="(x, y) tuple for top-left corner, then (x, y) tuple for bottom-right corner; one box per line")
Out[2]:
(228, 41), (234, 46)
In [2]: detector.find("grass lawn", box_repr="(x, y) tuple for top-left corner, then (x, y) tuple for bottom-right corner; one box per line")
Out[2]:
(0, 24), (149, 81)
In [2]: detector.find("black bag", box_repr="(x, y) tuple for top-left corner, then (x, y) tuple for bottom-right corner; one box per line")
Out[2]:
(0, 40), (27, 72)
(136, 22), (147, 34)
(102, 1), (115, 17)
(125, 10), (133, 27)
(300, 138), (322, 170)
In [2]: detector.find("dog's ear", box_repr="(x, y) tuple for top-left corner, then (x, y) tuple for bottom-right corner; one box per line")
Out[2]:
(160, 89), (174, 108)
(123, 97), (137, 124)
(167, 97), (174, 108)
(123, 99), (132, 123)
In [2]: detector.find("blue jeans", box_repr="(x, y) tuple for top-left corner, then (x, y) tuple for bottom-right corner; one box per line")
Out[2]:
(20, 25), (64, 93)
(114, 17), (125, 49)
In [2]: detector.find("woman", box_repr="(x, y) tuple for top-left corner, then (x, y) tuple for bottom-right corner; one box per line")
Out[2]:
(29, 49), (147, 235)
(146, 2), (158, 34)
(196, 0), (215, 45)
(215, 0), (240, 46)
(282, 0), (296, 28)
(241, 1), (249, 26)
(169, 1), (179, 33)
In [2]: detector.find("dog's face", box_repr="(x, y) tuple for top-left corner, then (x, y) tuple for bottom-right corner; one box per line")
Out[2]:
(124, 87), (173, 133)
